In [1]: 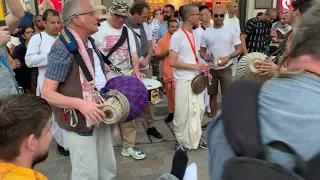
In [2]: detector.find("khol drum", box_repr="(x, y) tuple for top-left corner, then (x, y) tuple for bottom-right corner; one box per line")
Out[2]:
(102, 76), (148, 122)
(140, 78), (162, 103)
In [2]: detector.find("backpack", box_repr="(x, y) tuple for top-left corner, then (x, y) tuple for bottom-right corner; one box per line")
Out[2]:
(221, 80), (320, 180)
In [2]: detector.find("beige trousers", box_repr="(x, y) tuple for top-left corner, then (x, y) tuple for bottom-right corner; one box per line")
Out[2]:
(120, 68), (155, 148)
(67, 124), (116, 180)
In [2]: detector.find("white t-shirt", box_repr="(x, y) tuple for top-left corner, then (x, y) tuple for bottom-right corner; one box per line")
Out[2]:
(201, 25), (241, 70)
(126, 22), (153, 71)
(194, 26), (209, 65)
(170, 28), (200, 84)
(92, 21), (137, 78)
(87, 41), (107, 90)
(224, 13), (241, 34)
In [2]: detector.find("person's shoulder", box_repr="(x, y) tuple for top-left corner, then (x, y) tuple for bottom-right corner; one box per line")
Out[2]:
(194, 26), (204, 33)
(171, 29), (183, 39)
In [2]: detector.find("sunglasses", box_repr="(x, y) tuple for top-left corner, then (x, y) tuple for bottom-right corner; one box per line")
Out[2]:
(213, 14), (225, 18)
(279, 9), (289, 13)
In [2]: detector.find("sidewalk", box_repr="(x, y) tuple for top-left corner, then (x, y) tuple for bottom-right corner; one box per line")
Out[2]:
(35, 96), (218, 180)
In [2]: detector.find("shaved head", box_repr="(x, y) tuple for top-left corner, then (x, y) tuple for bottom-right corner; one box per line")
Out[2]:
(212, 6), (226, 15)
(227, 2), (239, 15)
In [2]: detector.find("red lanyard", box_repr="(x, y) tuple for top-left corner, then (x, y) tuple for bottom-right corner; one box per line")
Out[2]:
(181, 28), (199, 64)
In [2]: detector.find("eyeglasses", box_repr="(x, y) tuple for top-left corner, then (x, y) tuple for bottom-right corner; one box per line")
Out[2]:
(191, 13), (200, 16)
(213, 14), (225, 18)
(279, 9), (289, 13)
(76, 11), (96, 17)
(200, 12), (211, 17)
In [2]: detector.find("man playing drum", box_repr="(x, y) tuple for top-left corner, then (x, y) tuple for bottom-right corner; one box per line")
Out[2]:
(126, 1), (164, 139)
(93, 0), (158, 160)
(42, 0), (116, 179)
(169, 4), (211, 150)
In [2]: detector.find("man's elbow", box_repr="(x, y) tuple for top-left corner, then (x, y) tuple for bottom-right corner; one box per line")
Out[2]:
(24, 57), (32, 68)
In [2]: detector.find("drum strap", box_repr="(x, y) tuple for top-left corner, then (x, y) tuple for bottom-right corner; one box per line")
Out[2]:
(99, 26), (132, 75)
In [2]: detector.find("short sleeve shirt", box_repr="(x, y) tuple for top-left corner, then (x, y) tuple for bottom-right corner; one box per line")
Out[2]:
(242, 17), (272, 53)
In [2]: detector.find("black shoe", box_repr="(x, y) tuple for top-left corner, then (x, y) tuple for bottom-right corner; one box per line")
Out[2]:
(198, 138), (208, 150)
(165, 113), (174, 123)
(202, 123), (208, 130)
(147, 127), (163, 139)
(57, 144), (70, 156)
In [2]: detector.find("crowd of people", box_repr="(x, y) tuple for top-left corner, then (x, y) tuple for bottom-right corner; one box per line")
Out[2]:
(0, 0), (320, 179)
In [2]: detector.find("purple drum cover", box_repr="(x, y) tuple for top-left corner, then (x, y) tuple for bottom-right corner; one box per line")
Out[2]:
(105, 76), (148, 122)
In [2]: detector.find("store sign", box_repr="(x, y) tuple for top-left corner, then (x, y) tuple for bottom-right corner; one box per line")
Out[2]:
(280, 0), (294, 10)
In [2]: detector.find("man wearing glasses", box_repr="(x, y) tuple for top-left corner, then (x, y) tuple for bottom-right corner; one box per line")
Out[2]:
(42, 0), (117, 179)
(269, 9), (292, 54)
(200, 6), (242, 118)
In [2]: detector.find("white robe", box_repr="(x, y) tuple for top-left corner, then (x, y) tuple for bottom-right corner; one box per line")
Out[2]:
(25, 32), (69, 150)
(173, 81), (205, 149)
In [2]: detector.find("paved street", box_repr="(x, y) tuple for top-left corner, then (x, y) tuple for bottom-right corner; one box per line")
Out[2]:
(35, 96), (221, 180)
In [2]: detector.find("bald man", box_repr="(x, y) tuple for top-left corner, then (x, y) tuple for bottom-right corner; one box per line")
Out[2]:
(200, 6), (242, 117)
(241, 8), (278, 54)
(224, 2), (240, 33)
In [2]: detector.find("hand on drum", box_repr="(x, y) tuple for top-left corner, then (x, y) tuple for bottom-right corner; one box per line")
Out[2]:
(258, 60), (278, 75)
(78, 100), (105, 125)
(132, 70), (145, 79)
(195, 63), (209, 74)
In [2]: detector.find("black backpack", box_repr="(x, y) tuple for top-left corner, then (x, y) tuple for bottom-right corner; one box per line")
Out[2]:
(221, 80), (320, 180)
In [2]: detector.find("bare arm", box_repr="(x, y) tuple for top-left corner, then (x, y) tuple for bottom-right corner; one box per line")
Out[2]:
(230, 44), (243, 58)
(200, 47), (208, 61)
(169, 50), (197, 70)
(240, 34), (248, 54)
(131, 51), (140, 72)
(155, 50), (169, 61)
(140, 40), (153, 67)
(5, 0), (25, 33)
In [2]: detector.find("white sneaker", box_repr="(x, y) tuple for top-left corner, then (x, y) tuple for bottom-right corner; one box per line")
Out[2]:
(121, 147), (146, 160)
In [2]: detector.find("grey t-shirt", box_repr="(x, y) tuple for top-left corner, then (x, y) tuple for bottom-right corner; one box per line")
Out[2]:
(0, 46), (18, 96)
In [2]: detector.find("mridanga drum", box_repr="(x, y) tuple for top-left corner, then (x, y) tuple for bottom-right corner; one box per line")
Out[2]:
(236, 52), (271, 82)
(140, 78), (162, 103)
(103, 76), (148, 122)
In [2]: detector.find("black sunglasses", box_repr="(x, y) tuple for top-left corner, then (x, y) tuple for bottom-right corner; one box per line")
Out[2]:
(213, 14), (225, 18)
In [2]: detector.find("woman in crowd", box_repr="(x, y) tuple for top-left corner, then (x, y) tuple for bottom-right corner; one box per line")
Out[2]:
(13, 26), (35, 93)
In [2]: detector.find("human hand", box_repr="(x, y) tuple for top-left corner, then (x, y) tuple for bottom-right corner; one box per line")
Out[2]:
(271, 31), (277, 38)
(195, 63), (209, 74)
(218, 56), (230, 66)
(243, 49), (248, 55)
(0, 26), (11, 47)
(258, 60), (278, 75)
(11, 59), (21, 69)
(104, 64), (111, 72)
(78, 100), (105, 125)
(132, 70), (145, 79)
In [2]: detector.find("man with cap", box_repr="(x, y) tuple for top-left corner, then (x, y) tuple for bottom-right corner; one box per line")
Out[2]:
(94, 5), (109, 23)
(92, 0), (147, 160)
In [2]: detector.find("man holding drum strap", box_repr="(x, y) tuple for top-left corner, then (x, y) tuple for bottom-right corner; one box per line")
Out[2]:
(200, 6), (242, 118)
(169, 4), (210, 150)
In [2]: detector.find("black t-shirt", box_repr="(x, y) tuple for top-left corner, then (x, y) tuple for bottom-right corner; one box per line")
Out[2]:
(242, 17), (272, 53)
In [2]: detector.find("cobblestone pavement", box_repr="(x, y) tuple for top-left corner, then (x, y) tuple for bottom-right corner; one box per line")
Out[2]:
(35, 96), (221, 180)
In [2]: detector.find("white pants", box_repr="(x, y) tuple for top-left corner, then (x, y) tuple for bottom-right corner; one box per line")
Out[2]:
(51, 114), (69, 149)
(67, 124), (116, 180)
(204, 88), (210, 112)
(174, 81), (205, 149)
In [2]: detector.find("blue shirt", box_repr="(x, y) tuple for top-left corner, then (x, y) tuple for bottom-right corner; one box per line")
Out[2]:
(207, 74), (320, 180)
